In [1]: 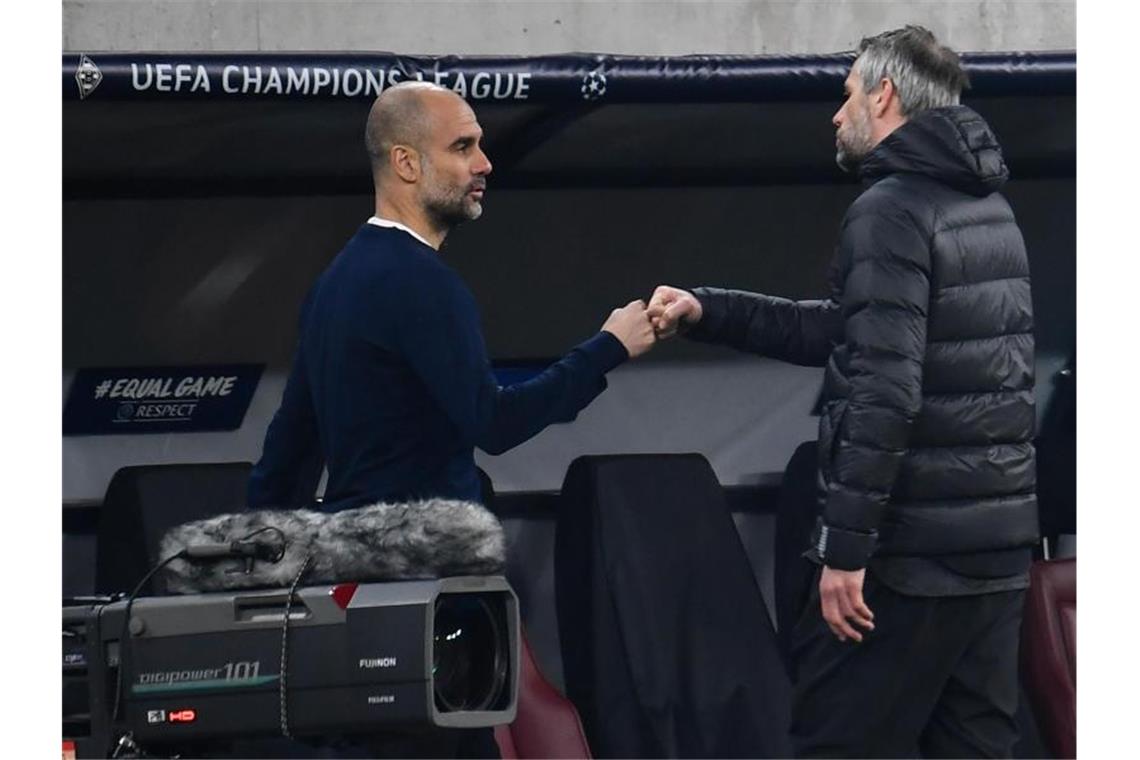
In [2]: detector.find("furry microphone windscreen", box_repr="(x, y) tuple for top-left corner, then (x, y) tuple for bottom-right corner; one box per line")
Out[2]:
(158, 499), (507, 594)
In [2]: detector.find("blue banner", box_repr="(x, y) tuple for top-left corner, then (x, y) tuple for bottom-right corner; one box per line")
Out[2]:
(63, 365), (263, 436)
(63, 51), (1075, 104)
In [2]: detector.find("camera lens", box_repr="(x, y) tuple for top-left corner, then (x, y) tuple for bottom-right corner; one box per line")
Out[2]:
(432, 595), (507, 712)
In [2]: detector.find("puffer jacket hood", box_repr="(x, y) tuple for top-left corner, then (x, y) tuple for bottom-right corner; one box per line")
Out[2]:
(860, 105), (1009, 197)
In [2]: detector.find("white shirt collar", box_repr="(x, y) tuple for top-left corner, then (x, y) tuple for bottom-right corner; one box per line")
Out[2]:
(366, 216), (435, 250)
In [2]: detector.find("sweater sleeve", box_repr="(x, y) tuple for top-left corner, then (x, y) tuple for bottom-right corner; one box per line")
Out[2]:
(390, 265), (628, 455)
(685, 287), (842, 367)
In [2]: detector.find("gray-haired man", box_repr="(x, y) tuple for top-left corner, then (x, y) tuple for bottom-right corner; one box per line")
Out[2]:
(650, 26), (1037, 756)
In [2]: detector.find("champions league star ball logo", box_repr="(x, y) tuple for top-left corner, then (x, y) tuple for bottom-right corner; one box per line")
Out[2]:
(75, 54), (103, 99)
(580, 69), (607, 101)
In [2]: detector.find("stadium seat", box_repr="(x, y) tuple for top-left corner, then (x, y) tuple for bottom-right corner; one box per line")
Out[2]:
(494, 629), (592, 759)
(1021, 557), (1076, 759)
(94, 462), (253, 595)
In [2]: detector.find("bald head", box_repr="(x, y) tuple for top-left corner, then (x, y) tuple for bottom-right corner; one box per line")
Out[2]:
(365, 81), (492, 244)
(365, 82), (461, 179)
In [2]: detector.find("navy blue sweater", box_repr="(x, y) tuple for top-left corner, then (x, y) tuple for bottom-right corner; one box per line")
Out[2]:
(248, 223), (628, 510)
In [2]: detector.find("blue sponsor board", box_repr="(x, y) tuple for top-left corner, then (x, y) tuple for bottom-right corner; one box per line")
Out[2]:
(63, 365), (263, 436)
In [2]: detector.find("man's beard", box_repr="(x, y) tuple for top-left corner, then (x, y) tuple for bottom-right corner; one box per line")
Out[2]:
(835, 107), (874, 174)
(424, 188), (482, 230)
(421, 167), (484, 231)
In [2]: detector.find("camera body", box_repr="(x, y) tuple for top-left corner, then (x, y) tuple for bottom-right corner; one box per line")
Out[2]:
(80, 576), (518, 749)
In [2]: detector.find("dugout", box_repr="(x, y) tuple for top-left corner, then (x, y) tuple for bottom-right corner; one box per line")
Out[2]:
(62, 51), (1076, 709)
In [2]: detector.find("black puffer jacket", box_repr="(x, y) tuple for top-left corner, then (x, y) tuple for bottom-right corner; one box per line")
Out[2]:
(691, 105), (1038, 569)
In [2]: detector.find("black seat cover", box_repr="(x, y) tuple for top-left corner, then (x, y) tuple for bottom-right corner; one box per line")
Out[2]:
(95, 462), (253, 595)
(555, 454), (791, 758)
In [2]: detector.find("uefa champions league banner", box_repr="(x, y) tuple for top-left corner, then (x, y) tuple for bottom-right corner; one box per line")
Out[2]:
(65, 52), (1074, 104)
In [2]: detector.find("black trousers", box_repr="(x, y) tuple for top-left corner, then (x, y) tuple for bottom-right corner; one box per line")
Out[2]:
(789, 569), (1025, 759)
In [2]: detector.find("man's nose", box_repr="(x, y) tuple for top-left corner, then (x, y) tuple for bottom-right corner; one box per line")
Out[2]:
(832, 107), (843, 129)
(473, 147), (492, 176)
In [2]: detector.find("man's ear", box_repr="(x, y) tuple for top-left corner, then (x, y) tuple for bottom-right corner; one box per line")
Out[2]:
(391, 145), (421, 183)
(871, 77), (897, 119)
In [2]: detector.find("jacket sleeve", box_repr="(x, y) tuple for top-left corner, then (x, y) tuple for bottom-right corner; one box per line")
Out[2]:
(817, 203), (932, 570)
(685, 288), (842, 367)
(393, 268), (628, 455)
(247, 294), (325, 509)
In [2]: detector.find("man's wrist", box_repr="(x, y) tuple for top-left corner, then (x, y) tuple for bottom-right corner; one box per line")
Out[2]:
(585, 330), (630, 371)
(810, 517), (877, 571)
(678, 288), (707, 337)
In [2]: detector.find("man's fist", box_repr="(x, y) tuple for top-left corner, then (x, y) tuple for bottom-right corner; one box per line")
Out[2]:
(602, 300), (656, 358)
(646, 286), (703, 339)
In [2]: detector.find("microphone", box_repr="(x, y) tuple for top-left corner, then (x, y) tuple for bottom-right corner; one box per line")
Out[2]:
(182, 540), (283, 562)
(159, 499), (506, 594)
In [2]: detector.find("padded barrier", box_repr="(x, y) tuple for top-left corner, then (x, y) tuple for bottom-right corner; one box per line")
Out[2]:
(555, 454), (790, 758)
(63, 52), (1075, 103)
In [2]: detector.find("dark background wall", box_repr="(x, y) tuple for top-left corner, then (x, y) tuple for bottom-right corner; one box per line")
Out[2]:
(63, 176), (1074, 500)
(63, 180), (1073, 368)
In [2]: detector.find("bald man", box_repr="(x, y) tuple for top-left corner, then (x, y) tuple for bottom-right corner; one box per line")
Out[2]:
(244, 82), (654, 758)
(249, 81), (654, 513)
